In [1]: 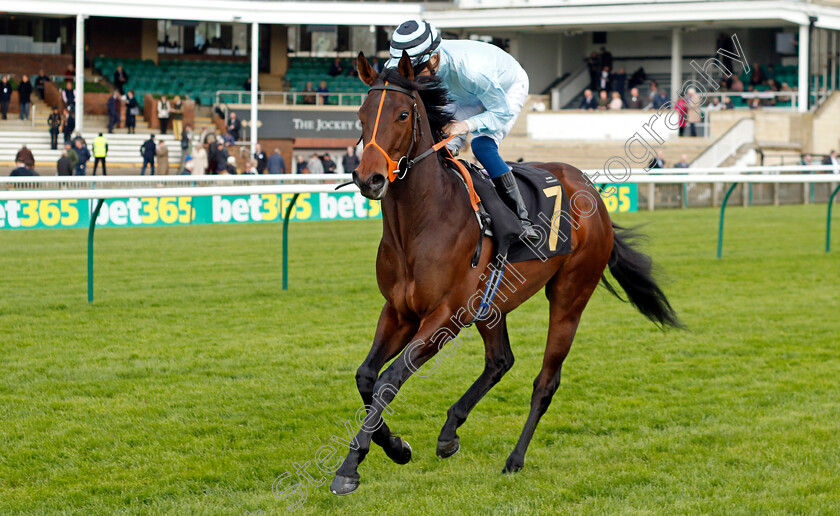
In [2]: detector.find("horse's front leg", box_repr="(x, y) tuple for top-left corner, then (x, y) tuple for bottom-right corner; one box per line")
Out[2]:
(331, 307), (458, 495)
(356, 302), (418, 464)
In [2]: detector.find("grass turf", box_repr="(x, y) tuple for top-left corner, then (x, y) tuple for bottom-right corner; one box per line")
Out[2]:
(1, 203), (838, 515)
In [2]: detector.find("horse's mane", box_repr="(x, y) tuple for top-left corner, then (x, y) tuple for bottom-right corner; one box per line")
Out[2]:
(377, 68), (453, 137)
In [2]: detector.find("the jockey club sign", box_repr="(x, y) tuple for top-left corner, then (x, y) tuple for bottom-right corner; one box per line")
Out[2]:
(231, 109), (362, 140)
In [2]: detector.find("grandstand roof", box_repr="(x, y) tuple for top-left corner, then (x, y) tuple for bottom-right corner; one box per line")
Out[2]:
(5, 0), (840, 30)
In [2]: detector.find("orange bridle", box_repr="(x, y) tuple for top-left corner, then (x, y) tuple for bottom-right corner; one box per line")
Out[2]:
(363, 82), (457, 183)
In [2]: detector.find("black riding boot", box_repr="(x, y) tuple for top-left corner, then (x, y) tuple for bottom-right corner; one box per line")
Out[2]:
(494, 170), (540, 242)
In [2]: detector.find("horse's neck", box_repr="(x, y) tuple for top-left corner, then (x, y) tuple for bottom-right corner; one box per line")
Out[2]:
(380, 142), (466, 250)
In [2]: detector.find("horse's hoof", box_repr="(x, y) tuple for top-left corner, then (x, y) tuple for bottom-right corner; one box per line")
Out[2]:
(385, 437), (412, 465)
(330, 474), (360, 496)
(436, 437), (460, 459)
(502, 457), (523, 474)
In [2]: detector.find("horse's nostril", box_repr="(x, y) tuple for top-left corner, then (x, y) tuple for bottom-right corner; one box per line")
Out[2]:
(368, 174), (386, 189)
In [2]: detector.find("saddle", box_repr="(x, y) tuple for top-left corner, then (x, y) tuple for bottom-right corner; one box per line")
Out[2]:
(445, 158), (573, 264)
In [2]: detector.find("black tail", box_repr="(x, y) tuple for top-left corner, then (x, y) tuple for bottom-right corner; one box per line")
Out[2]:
(601, 224), (683, 329)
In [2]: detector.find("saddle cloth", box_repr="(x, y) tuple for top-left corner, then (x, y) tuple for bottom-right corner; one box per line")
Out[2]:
(463, 161), (573, 263)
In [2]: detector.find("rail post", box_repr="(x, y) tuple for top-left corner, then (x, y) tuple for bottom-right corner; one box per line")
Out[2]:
(87, 199), (105, 303)
(827, 184), (840, 252)
(282, 193), (301, 290)
(717, 183), (738, 259)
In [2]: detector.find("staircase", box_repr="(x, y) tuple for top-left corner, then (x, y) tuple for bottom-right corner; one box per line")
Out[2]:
(0, 131), (183, 176)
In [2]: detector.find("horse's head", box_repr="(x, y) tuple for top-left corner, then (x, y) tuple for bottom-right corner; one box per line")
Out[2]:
(353, 51), (420, 200)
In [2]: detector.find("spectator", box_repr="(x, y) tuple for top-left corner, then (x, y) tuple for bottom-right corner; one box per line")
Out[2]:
(766, 64), (776, 82)
(722, 96), (735, 110)
(48, 107), (62, 150)
(329, 58), (344, 77)
(608, 91), (623, 110)
(107, 91), (120, 133)
(63, 142), (78, 174)
(597, 90), (609, 110)
(74, 138), (90, 176)
(10, 157), (37, 176)
(531, 99), (547, 112)
(242, 159), (258, 175)
(599, 46), (613, 71)
(18, 75), (32, 121)
(296, 155), (308, 174)
(823, 150), (839, 173)
(242, 77), (255, 91)
(586, 52), (600, 91)
(307, 153), (324, 174)
(302, 81), (316, 105)
(92, 133), (108, 176)
(57, 149), (73, 176)
(179, 124), (193, 173)
(613, 67), (627, 100)
(62, 109), (75, 144)
(371, 57), (383, 74)
(675, 95), (688, 136)
(579, 89), (597, 110)
(0, 76), (11, 119)
(598, 66), (612, 92)
(628, 67), (646, 89)
(157, 140), (170, 175)
(222, 131), (235, 147)
(225, 155), (238, 175)
(321, 153), (337, 174)
(226, 112), (241, 141)
(267, 148), (286, 174)
(253, 143), (267, 173)
(125, 90), (138, 134)
(685, 88), (702, 137)
(649, 150), (665, 169)
(800, 154), (812, 167)
(626, 88), (643, 109)
(191, 142), (208, 175)
(647, 80), (659, 106)
(62, 81), (75, 112)
(748, 97), (761, 110)
(317, 80), (330, 105)
(730, 76), (744, 92)
(113, 65), (129, 95)
(652, 89), (669, 110)
(15, 146), (35, 170)
(214, 142), (229, 174)
(674, 154), (690, 168)
(34, 69), (50, 100)
(708, 97), (723, 111)
(171, 95), (184, 139)
(157, 95), (171, 135)
(140, 134), (157, 175)
(64, 64), (74, 80)
(749, 63), (764, 86)
(342, 146), (360, 174)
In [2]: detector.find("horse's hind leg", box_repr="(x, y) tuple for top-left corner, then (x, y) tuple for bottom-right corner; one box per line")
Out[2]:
(503, 264), (603, 473)
(437, 316), (514, 458)
(356, 302), (417, 464)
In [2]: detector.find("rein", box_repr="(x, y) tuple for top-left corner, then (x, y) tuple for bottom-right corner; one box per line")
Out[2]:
(365, 82), (455, 182)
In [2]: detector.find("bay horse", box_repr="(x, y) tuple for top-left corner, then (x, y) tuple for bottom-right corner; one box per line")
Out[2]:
(330, 52), (681, 495)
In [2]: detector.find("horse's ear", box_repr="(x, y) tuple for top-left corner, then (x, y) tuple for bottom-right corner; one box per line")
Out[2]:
(398, 50), (414, 81)
(357, 52), (377, 87)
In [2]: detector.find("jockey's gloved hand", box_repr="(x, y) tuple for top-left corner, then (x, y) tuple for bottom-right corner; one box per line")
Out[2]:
(443, 121), (470, 137)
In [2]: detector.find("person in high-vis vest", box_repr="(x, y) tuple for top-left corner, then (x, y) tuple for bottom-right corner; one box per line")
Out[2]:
(92, 133), (108, 176)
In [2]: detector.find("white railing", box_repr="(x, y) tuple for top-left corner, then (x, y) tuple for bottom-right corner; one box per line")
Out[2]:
(216, 90), (366, 106)
(551, 65), (589, 111)
(691, 118), (755, 169)
(713, 91), (799, 110)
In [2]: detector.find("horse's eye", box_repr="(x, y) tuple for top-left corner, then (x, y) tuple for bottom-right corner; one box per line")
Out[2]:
(398, 111), (410, 121)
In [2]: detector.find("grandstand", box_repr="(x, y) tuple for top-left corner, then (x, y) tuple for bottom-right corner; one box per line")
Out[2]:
(1, 0), (840, 175)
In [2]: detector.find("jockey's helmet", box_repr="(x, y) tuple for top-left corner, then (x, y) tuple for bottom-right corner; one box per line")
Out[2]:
(388, 20), (441, 68)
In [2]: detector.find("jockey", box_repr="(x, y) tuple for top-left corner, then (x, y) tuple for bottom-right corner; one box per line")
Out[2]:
(387, 20), (538, 241)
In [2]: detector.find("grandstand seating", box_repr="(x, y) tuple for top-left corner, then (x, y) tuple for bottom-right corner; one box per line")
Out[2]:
(93, 57), (250, 107)
(284, 57), (368, 106)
